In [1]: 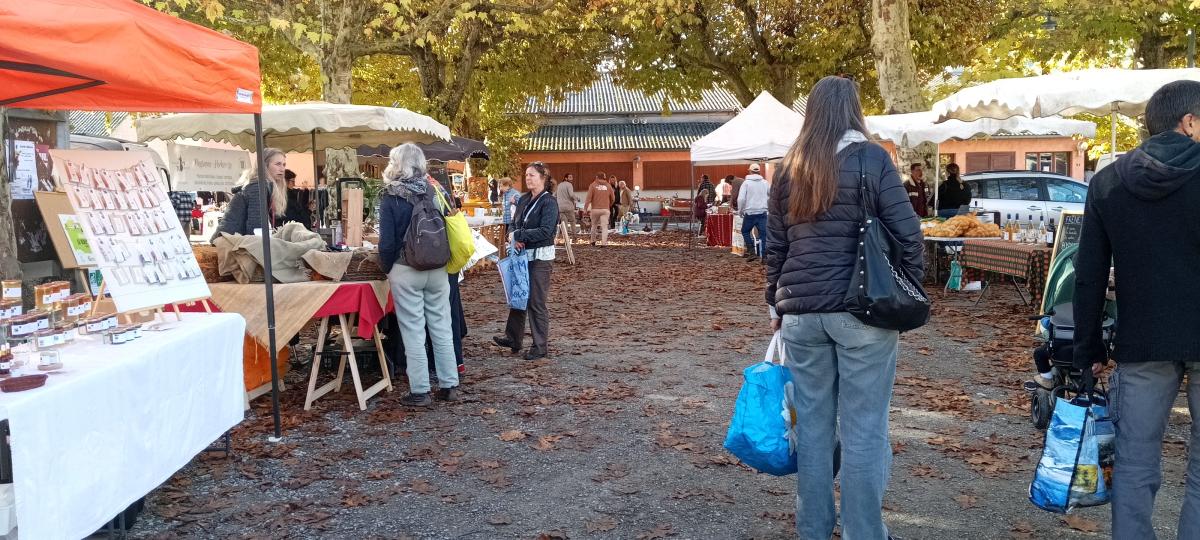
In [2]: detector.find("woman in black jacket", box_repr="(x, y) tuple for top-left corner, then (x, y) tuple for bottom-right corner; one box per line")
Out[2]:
(215, 148), (288, 238)
(764, 76), (923, 540)
(493, 161), (559, 360)
(936, 162), (970, 218)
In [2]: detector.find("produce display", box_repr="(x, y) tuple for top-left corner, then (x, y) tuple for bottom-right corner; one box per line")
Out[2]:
(923, 214), (1002, 238)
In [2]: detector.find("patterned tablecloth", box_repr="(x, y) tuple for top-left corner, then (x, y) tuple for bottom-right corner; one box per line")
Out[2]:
(706, 213), (733, 247)
(960, 240), (1052, 305)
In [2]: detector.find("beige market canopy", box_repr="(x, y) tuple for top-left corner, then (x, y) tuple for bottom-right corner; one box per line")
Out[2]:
(137, 102), (451, 151)
(931, 68), (1200, 158)
(931, 68), (1200, 122)
(866, 112), (1096, 147)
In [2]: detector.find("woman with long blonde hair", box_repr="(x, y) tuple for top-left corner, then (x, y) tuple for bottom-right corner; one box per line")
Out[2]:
(214, 148), (288, 237)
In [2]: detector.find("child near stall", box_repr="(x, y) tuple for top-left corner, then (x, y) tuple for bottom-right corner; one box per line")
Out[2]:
(694, 188), (710, 237)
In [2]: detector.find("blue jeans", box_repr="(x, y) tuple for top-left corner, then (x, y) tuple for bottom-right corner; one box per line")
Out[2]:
(1107, 361), (1200, 540)
(780, 312), (899, 540)
(741, 212), (767, 257)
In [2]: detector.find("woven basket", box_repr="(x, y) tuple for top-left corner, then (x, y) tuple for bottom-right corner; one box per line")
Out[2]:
(343, 250), (387, 282)
(193, 245), (232, 283)
(1, 374), (47, 393)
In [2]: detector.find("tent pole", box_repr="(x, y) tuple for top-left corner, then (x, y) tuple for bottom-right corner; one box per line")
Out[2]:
(256, 113), (283, 442)
(312, 129), (321, 229)
(688, 162), (695, 250)
(932, 144), (940, 216)
(1110, 104), (1118, 160)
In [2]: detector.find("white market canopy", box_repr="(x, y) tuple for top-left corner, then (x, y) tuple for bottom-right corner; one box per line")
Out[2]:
(138, 102), (451, 151)
(931, 68), (1200, 122)
(690, 91), (804, 165)
(865, 111), (1096, 147)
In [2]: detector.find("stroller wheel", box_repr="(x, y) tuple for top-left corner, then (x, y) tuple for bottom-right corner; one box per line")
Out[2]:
(1031, 388), (1054, 430)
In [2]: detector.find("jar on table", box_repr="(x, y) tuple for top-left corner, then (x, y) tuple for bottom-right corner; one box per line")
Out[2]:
(33, 329), (64, 368)
(9, 315), (39, 339)
(0, 341), (12, 377)
(0, 280), (19, 301)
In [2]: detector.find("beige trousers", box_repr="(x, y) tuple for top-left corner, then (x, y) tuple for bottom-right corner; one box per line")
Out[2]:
(589, 209), (610, 245)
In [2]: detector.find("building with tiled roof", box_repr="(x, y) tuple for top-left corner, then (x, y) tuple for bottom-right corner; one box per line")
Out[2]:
(520, 72), (1087, 201)
(520, 72), (799, 194)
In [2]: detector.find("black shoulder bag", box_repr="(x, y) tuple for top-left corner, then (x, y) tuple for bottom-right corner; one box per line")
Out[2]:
(844, 149), (931, 332)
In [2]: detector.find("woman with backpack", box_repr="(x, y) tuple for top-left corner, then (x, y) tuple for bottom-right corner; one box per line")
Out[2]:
(764, 76), (923, 540)
(378, 143), (460, 407)
(492, 161), (559, 361)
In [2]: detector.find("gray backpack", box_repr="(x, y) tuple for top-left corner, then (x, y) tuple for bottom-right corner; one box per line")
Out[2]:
(403, 190), (450, 270)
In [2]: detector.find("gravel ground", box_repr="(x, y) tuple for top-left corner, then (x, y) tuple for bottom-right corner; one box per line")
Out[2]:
(128, 232), (1191, 539)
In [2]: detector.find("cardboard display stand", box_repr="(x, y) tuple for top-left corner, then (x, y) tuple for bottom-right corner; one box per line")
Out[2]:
(49, 149), (211, 314)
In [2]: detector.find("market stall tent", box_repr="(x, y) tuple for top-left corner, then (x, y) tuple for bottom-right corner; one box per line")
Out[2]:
(0, 0), (260, 112)
(931, 68), (1200, 158)
(689, 91), (804, 165)
(359, 135), (490, 162)
(865, 112), (1096, 147)
(137, 102), (451, 152)
(1, 0), (289, 440)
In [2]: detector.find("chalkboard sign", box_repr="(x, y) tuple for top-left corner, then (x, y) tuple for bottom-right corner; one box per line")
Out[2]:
(1058, 212), (1084, 248)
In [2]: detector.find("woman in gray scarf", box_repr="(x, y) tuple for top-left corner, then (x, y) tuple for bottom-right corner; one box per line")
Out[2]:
(378, 143), (459, 406)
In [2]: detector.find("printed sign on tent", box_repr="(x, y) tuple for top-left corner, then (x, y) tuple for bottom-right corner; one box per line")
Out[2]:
(49, 149), (210, 313)
(166, 143), (249, 192)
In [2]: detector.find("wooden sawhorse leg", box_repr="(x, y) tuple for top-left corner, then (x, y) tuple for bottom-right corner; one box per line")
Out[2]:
(303, 315), (394, 411)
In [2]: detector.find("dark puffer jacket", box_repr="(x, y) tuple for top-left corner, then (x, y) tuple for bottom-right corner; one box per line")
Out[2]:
(765, 142), (924, 315)
(511, 190), (560, 250)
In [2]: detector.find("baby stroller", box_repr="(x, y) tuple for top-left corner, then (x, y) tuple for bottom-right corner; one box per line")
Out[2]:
(1024, 244), (1117, 430)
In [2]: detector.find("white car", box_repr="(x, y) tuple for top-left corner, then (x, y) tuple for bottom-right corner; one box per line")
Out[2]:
(960, 171), (1088, 225)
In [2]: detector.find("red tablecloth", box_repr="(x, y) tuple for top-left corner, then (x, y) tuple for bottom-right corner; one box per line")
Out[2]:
(180, 282), (394, 339)
(706, 213), (733, 247)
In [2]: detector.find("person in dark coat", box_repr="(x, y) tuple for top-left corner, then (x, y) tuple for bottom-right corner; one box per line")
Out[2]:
(936, 163), (970, 218)
(1072, 80), (1200, 540)
(214, 148), (288, 239)
(764, 76), (923, 540)
(282, 169), (313, 230)
(697, 174), (716, 206)
(905, 163), (930, 218)
(493, 161), (559, 361)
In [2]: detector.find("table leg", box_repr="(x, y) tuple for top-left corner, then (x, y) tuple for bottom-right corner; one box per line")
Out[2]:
(974, 276), (991, 307)
(337, 314), (369, 410)
(303, 317), (333, 411)
(372, 331), (394, 393)
(1010, 276), (1030, 307)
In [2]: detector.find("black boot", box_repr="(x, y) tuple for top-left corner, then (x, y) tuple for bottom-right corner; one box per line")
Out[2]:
(492, 336), (521, 353)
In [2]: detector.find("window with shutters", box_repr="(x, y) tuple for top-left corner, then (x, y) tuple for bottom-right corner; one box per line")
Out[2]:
(964, 152), (1016, 173)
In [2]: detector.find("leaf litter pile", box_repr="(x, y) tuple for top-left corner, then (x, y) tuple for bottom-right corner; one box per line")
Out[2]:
(131, 235), (1190, 539)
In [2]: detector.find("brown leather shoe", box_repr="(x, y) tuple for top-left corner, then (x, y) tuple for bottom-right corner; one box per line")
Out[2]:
(436, 386), (460, 402)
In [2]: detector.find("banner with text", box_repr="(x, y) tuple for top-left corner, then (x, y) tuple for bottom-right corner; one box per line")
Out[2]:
(167, 143), (249, 192)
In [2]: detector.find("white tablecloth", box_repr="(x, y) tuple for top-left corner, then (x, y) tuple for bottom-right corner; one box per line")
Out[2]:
(0, 313), (245, 540)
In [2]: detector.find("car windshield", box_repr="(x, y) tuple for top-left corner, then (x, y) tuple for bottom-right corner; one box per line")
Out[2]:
(997, 178), (1040, 201)
(1047, 179), (1087, 203)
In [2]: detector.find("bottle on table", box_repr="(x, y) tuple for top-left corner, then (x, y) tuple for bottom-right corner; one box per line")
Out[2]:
(1046, 219), (1056, 248)
(1002, 214), (1012, 241)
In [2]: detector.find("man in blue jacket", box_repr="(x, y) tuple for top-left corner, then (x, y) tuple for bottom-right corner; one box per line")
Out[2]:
(1074, 80), (1200, 540)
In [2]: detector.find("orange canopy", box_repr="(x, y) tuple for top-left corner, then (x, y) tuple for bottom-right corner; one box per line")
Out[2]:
(0, 0), (261, 113)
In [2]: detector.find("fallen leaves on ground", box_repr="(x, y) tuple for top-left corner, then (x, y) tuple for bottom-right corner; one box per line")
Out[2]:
(499, 430), (527, 441)
(637, 524), (678, 539)
(585, 516), (619, 532)
(1061, 515), (1102, 533)
(487, 515), (512, 526)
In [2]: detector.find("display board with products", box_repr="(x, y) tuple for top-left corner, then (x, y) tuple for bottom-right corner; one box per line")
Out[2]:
(49, 149), (210, 313)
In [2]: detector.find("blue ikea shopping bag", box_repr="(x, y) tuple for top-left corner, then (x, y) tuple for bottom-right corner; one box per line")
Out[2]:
(1029, 394), (1114, 513)
(497, 247), (529, 311)
(724, 332), (797, 476)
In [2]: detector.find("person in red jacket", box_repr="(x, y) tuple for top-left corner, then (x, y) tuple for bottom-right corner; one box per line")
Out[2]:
(905, 163), (930, 218)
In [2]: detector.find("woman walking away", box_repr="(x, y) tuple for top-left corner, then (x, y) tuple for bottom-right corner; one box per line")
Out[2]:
(764, 76), (923, 540)
(378, 143), (460, 406)
(215, 148), (288, 239)
(583, 172), (614, 246)
(493, 162), (559, 361)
